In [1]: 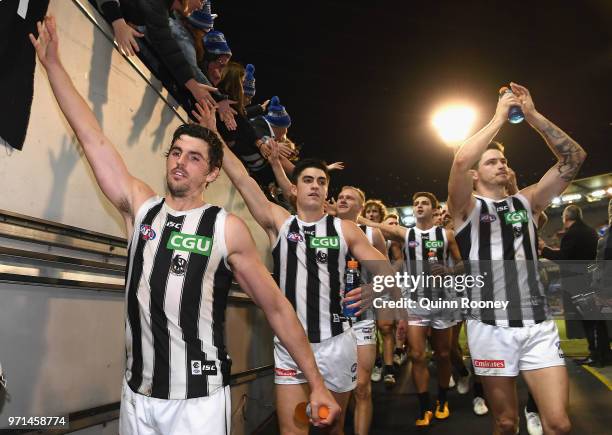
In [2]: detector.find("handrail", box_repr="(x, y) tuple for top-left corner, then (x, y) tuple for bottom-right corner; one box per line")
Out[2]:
(0, 273), (125, 293)
(0, 246), (125, 272)
(0, 272), (251, 302)
(0, 209), (127, 247)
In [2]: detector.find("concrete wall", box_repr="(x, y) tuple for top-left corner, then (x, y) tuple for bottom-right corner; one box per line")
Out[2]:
(0, 1), (276, 432)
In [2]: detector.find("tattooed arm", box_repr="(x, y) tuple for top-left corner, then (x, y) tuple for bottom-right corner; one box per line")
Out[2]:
(510, 83), (587, 215)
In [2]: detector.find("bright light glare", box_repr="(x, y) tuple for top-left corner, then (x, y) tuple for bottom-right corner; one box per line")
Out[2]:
(432, 105), (476, 145)
(562, 193), (582, 202)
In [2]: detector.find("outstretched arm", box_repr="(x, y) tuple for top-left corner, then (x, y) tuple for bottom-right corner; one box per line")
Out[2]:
(358, 215), (406, 243)
(30, 17), (153, 225)
(342, 220), (404, 319)
(448, 91), (520, 222)
(509, 83), (587, 215)
(192, 102), (290, 239)
(372, 228), (389, 260)
(225, 214), (340, 426)
(267, 140), (296, 204)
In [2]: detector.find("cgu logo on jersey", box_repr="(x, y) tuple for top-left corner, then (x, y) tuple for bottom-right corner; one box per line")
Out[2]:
(309, 236), (340, 249)
(504, 210), (528, 225)
(140, 224), (156, 241)
(424, 240), (444, 249)
(167, 232), (213, 256)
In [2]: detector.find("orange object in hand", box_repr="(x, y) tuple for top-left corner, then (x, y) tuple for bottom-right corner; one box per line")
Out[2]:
(294, 402), (330, 424)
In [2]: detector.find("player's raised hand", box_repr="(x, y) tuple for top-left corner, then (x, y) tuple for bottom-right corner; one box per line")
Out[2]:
(29, 16), (60, 69)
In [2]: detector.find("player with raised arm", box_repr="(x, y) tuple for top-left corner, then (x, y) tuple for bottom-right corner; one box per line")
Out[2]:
(31, 17), (339, 434)
(447, 83), (585, 435)
(193, 100), (398, 435)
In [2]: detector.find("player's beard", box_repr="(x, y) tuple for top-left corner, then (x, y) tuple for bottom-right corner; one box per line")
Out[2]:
(167, 177), (189, 198)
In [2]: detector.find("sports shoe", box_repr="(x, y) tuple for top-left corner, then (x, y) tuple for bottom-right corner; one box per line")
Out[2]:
(383, 373), (396, 388)
(448, 375), (456, 388)
(434, 400), (450, 420)
(472, 397), (488, 416)
(398, 351), (408, 366)
(524, 406), (543, 435)
(371, 364), (382, 382)
(415, 410), (433, 427)
(456, 373), (471, 394)
(393, 352), (402, 366)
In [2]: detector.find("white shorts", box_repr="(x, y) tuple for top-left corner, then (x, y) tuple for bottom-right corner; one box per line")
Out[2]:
(274, 329), (357, 393)
(466, 319), (565, 377)
(408, 317), (458, 330)
(353, 319), (377, 346)
(119, 378), (231, 435)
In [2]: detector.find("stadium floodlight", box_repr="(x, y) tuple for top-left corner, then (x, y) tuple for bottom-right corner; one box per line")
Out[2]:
(561, 193), (582, 203)
(432, 105), (477, 146)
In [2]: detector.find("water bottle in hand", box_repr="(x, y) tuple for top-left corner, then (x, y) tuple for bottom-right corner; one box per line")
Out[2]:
(343, 260), (360, 318)
(499, 86), (524, 124)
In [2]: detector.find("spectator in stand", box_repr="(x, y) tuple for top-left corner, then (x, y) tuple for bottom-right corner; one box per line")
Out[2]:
(250, 96), (291, 145)
(592, 200), (612, 361)
(98, 0), (218, 106)
(96, 0), (143, 57)
(192, 65), (294, 194)
(541, 205), (603, 367)
(168, 2), (216, 87)
(200, 30), (231, 86)
(166, 3), (236, 129)
(96, 1), (235, 128)
(243, 64), (270, 119)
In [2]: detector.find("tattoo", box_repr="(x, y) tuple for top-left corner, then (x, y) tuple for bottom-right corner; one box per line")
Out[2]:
(541, 123), (566, 141)
(556, 140), (582, 181)
(540, 122), (584, 182)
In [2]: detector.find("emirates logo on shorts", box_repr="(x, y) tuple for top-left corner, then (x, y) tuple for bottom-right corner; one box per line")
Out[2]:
(473, 359), (505, 368)
(275, 368), (297, 377)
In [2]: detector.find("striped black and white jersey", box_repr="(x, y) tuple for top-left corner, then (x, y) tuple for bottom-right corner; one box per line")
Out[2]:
(403, 226), (450, 303)
(124, 196), (233, 400)
(454, 193), (548, 327)
(272, 214), (351, 343)
(346, 224), (375, 321)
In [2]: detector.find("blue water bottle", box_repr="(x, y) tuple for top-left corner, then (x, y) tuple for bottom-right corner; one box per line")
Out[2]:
(499, 86), (524, 124)
(343, 260), (360, 318)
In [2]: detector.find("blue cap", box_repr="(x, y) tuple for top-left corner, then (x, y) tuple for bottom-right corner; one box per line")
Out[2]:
(265, 96), (291, 128)
(203, 30), (232, 56)
(243, 64), (256, 97)
(187, 1), (217, 31)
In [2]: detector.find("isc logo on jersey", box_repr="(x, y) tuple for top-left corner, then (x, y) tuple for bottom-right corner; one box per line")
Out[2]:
(309, 236), (340, 249)
(504, 210), (528, 224)
(191, 360), (218, 375)
(424, 240), (444, 249)
(167, 232), (213, 256)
